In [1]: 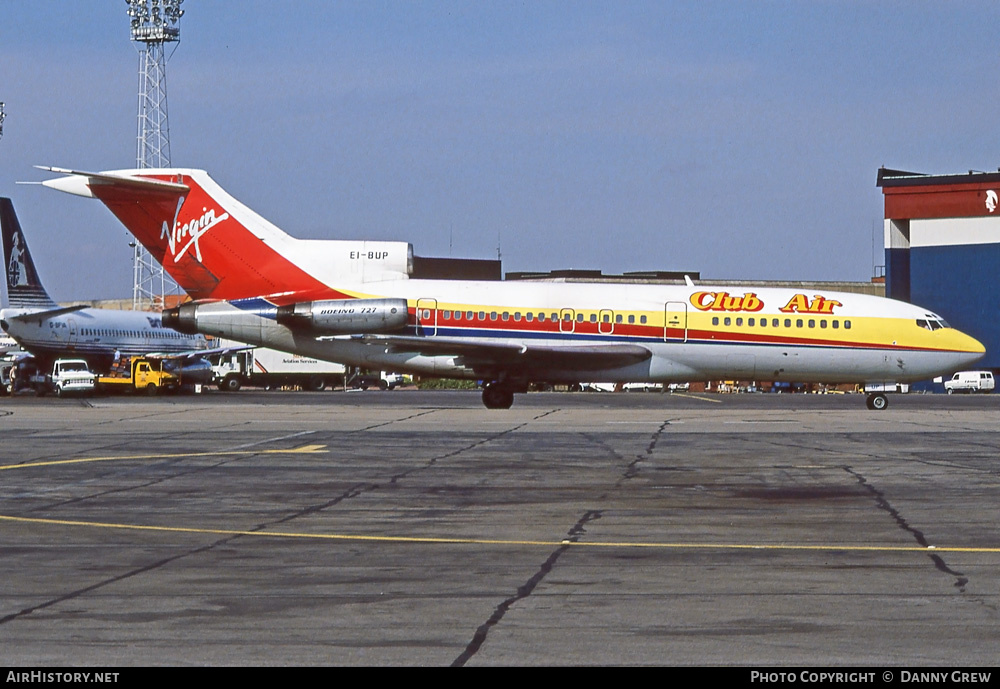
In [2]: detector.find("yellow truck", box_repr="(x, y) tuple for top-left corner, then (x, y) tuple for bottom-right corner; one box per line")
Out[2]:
(97, 357), (180, 395)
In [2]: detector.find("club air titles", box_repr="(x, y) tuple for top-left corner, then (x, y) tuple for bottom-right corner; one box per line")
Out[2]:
(690, 291), (842, 315)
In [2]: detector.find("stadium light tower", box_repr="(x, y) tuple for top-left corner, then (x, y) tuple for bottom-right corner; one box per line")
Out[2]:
(126, 0), (184, 310)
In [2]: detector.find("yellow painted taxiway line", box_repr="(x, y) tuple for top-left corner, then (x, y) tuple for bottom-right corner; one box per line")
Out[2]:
(0, 444), (328, 471)
(1, 513), (998, 554)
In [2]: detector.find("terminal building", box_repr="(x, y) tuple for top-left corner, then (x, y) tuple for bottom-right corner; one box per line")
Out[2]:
(878, 167), (1000, 373)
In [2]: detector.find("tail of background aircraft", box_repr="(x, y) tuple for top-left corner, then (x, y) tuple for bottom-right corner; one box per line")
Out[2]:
(1, 198), (58, 310)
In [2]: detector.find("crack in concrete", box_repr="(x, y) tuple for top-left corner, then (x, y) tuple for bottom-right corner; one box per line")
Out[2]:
(843, 466), (969, 592)
(451, 509), (601, 667)
(453, 416), (672, 665)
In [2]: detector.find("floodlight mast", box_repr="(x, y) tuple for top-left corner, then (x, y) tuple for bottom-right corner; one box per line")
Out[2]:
(126, 0), (184, 310)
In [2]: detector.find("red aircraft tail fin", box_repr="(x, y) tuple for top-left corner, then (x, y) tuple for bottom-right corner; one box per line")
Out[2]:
(41, 167), (328, 301)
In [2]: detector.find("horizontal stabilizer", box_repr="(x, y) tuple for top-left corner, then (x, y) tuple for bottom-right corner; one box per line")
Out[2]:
(37, 167), (189, 198)
(5, 304), (89, 321)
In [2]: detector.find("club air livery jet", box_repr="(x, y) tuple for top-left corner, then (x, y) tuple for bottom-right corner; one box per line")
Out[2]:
(39, 167), (985, 410)
(0, 196), (214, 379)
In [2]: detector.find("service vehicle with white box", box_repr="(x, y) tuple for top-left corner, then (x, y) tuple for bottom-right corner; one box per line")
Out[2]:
(944, 370), (994, 394)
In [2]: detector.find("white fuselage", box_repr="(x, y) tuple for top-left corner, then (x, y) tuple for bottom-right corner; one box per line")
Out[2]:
(0, 306), (206, 371)
(180, 278), (985, 387)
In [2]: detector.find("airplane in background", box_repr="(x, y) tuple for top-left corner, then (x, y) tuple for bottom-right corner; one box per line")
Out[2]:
(39, 166), (985, 410)
(0, 197), (215, 381)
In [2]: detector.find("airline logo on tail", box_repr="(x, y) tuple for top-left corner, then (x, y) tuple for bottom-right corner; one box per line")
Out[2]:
(1, 198), (58, 310)
(161, 195), (231, 264)
(7, 231), (29, 289)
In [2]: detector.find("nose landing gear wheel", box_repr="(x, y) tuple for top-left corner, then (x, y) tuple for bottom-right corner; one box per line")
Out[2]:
(865, 393), (889, 410)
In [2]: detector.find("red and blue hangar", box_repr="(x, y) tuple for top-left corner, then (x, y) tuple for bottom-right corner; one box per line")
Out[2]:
(878, 167), (1000, 374)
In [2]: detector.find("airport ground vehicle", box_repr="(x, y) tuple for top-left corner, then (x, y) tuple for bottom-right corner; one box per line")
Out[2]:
(580, 382), (617, 392)
(944, 370), (995, 394)
(32, 358), (96, 397)
(210, 347), (345, 391)
(348, 370), (405, 390)
(42, 167), (987, 410)
(97, 356), (181, 395)
(623, 382), (663, 392)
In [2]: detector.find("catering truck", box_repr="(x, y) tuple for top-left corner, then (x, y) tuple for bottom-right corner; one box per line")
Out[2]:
(210, 346), (345, 391)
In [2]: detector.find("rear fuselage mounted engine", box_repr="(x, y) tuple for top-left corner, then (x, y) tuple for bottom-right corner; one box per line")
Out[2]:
(276, 298), (409, 335)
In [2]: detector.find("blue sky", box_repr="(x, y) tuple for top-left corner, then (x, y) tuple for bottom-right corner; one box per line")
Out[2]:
(2, 1), (999, 300)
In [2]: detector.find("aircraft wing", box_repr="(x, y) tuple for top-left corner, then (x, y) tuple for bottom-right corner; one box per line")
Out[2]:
(144, 345), (252, 362)
(0, 342), (24, 356)
(362, 335), (651, 371)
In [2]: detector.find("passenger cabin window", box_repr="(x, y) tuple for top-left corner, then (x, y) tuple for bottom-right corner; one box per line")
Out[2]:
(640, 315), (647, 324)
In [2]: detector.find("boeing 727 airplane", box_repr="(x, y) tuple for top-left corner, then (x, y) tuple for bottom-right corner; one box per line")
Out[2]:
(39, 167), (985, 409)
(0, 197), (212, 378)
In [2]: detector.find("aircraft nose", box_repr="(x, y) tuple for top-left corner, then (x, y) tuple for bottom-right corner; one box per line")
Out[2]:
(954, 329), (986, 367)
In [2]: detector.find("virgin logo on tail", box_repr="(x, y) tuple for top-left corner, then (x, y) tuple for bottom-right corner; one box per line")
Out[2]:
(160, 195), (230, 263)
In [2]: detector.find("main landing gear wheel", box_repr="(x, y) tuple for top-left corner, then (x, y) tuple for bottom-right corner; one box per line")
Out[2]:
(482, 384), (514, 409)
(866, 393), (889, 411)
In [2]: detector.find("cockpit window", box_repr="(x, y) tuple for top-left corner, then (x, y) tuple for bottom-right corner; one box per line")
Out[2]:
(917, 317), (950, 331)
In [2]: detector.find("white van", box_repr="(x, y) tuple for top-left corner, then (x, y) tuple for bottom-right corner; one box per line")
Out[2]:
(944, 371), (995, 394)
